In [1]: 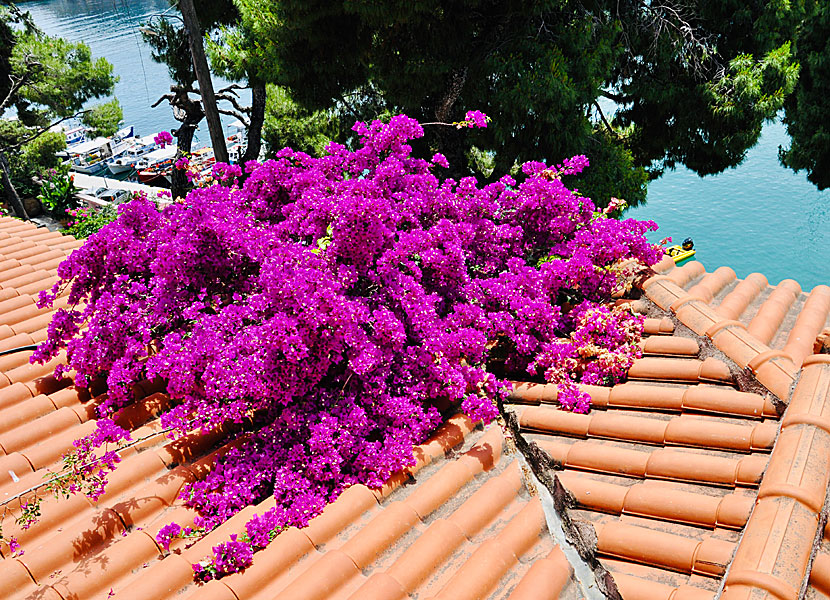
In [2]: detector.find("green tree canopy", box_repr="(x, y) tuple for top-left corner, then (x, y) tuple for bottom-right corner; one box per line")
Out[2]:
(261, 85), (338, 157)
(142, 0), (268, 197)
(81, 99), (124, 138)
(0, 119), (65, 199)
(779, 2), (830, 189)
(234, 0), (807, 207)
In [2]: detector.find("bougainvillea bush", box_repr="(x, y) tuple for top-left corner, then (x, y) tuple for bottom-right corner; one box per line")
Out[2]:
(32, 114), (661, 578)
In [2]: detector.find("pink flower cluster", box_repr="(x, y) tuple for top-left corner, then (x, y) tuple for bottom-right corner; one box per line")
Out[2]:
(33, 114), (661, 579)
(463, 110), (489, 128)
(211, 162), (242, 183)
(192, 535), (254, 582)
(46, 417), (133, 501)
(533, 303), (645, 412)
(156, 522), (182, 551)
(154, 131), (174, 148)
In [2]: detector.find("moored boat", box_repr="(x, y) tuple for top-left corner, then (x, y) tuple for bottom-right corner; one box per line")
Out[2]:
(190, 146), (216, 171)
(226, 119), (247, 163)
(136, 145), (177, 185)
(62, 137), (113, 174)
(107, 134), (157, 175)
(63, 126), (138, 175)
(51, 119), (88, 146)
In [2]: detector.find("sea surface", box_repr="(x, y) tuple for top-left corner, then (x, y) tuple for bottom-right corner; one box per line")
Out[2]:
(626, 121), (830, 290)
(17, 0), (247, 147)
(16, 0), (830, 290)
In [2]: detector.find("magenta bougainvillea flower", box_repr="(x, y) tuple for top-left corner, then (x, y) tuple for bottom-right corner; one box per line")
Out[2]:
(463, 110), (489, 128)
(154, 131), (174, 148)
(33, 114), (661, 578)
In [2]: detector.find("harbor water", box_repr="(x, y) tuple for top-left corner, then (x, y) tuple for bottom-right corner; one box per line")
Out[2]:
(626, 121), (830, 290)
(16, 0), (830, 289)
(18, 0), (248, 147)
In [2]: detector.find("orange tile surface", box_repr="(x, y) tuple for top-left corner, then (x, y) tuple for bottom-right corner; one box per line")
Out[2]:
(1, 219), (830, 600)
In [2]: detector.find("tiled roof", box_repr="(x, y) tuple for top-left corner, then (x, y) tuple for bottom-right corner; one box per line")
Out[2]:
(0, 215), (828, 600)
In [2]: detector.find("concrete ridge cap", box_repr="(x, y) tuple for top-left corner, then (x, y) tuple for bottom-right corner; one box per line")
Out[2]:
(747, 350), (794, 374)
(803, 355), (830, 367)
(723, 568), (798, 600)
(669, 294), (699, 312)
(720, 363), (830, 600)
(705, 320), (748, 339)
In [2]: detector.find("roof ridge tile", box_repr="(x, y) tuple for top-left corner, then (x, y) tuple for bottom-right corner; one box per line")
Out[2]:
(721, 362), (830, 600)
(716, 273), (769, 321)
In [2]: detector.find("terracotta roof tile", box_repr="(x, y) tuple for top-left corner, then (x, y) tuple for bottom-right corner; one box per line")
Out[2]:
(643, 316), (676, 335)
(687, 266), (737, 304)
(519, 405), (776, 452)
(511, 380), (778, 418)
(2, 218), (830, 599)
(639, 335), (700, 356)
(747, 280), (803, 344)
(716, 272), (769, 321)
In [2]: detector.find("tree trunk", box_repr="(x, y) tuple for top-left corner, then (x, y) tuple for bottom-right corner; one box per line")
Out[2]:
(178, 0), (229, 164)
(431, 68), (469, 178)
(170, 123), (196, 200)
(0, 149), (29, 220)
(241, 80), (266, 164)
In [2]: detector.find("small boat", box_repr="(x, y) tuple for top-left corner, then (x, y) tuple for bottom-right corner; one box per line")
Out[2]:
(107, 135), (158, 175)
(109, 125), (138, 157)
(136, 145), (177, 185)
(226, 119), (247, 163)
(665, 238), (696, 263)
(51, 119), (88, 146)
(190, 146), (216, 171)
(64, 126), (138, 175)
(62, 137), (114, 174)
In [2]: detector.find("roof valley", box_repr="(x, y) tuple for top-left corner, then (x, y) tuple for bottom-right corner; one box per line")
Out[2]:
(501, 408), (623, 600)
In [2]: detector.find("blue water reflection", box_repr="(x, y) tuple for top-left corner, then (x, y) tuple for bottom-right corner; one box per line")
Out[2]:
(626, 121), (829, 289)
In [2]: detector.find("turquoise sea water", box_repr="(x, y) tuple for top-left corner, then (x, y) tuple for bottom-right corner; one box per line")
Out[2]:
(626, 121), (830, 290)
(16, 1), (830, 290)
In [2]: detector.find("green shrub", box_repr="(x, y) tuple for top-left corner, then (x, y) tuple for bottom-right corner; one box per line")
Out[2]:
(64, 204), (118, 238)
(37, 163), (79, 218)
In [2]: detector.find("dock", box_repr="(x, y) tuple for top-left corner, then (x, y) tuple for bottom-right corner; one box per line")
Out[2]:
(72, 172), (168, 200)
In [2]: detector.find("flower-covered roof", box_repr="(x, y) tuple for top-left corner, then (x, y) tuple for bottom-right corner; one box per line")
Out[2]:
(0, 218), (829, 600)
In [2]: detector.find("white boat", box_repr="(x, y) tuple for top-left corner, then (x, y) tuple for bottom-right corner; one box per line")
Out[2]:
(135, 145), (177, 171)
(109, 126), (138, 156)
(64, 126), (138, 175)
(51, 120), (88, 147)
(63, 137), (115, 174)
(226, 119), (247, 164)
(136, 146), (178, 185)
(106, 135), (157, 175)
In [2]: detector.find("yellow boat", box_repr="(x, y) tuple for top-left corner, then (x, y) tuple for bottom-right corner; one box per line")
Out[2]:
(665, 238), (696, 263)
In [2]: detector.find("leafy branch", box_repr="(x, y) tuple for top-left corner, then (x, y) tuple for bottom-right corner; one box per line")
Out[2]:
(0, 418), (195, 548)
